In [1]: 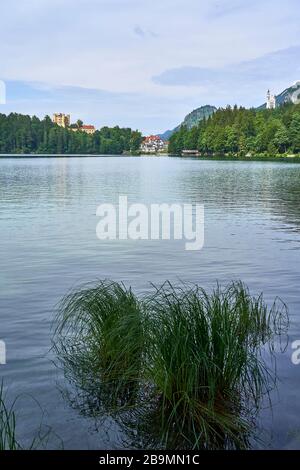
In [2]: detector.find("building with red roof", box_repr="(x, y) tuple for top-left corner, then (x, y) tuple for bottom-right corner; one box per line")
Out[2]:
(140, 135), (167, 154)
(80, 125), (96, 135)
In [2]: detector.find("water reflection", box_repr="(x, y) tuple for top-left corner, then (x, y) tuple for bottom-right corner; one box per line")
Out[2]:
(56, 370), (255, 450)
(1, 157), (300, 449)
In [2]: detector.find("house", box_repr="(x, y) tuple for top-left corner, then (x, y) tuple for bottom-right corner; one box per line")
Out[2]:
(70, 124), (96, 135)
(181, 149), (201, 157)
(80, 125), (96, 135)
(140, 135), (167, 154)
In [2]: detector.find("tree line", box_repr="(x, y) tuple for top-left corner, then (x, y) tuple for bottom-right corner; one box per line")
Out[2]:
(0, 113), (142, 154)
(169, 103), (300, 156)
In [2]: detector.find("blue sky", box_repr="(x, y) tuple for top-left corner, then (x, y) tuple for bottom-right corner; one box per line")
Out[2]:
(0, 0), (300, 134)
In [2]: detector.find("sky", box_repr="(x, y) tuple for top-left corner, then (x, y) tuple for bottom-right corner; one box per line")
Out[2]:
(0, 0), (300, 134)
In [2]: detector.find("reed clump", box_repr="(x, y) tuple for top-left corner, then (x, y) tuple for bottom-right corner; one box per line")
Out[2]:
(0, 384), (19, 450)
(55, 280), (145, 406)
(54, 280), (288, 449)
(145, 281), (288, 448)
(0, 383), (59, 450)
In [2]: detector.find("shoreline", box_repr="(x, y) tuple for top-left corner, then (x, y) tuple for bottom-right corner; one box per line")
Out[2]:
(1, 153), (300, 162)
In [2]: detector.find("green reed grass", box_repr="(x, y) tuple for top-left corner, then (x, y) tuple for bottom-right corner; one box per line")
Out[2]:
(0, 382), (59, 450)
(54, 280), (145, 404)
(0, 384), (20, 450)
(145, 281), (288, 448)
(54, 280), (288, 449)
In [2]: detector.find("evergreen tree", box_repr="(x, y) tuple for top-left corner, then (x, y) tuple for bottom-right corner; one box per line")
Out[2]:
(0, 113), (142, 155)
(168, 103), (300, 156)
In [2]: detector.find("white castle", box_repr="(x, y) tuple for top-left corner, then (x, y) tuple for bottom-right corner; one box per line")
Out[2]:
(266, 89), (276, 109)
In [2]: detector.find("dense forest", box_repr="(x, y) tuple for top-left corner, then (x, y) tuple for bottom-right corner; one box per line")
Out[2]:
(0, 113), (142, 154)
(169, 103), (300, 156)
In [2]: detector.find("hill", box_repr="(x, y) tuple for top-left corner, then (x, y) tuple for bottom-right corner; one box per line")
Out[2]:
(168, 102), (300, 156)
(159, 105), (216, 141)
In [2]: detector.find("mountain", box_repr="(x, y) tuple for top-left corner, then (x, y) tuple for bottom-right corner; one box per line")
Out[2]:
(275, 81), (300, 106)
(259, 81), (300, 109)
(159, 126), (180, 141)
(159, 105), (217, 141)
(160, 82), (300, 141)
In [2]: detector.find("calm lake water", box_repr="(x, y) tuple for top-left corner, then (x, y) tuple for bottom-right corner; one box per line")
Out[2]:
(1, 156), (300, 449)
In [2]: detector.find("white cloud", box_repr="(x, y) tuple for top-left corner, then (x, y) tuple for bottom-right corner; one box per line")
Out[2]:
(0, 0), (299, 132)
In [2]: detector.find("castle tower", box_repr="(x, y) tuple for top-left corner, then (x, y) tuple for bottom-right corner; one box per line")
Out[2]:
(266, 90), (276, 109)
(52, 113), (70, 128)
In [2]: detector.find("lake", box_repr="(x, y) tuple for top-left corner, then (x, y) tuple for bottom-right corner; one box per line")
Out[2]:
(0, 156), (300, 449)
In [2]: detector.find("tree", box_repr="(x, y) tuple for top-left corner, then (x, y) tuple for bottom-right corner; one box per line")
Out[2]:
(130, 130), (143, 153)
(273, 125), (289, 153)
(0, 113), (142, 155)
(168, 103), (300, 156)
(225, 126), (239, 153)
(289, 113), (300, 153)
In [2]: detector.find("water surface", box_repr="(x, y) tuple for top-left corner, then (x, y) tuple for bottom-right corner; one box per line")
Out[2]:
(1, 156), (300, 449)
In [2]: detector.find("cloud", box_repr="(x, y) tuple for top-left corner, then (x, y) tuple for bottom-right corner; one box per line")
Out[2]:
(133, 24), (158, 39)
(153, 67), (217, 87)
(152, 46), (300, 105)
(1, 80), (201, 134)
(133, 25), (145, 37)
(206, 0), (264, 19)
(153, 46), (300, 107)
(1, 0), (300, 132)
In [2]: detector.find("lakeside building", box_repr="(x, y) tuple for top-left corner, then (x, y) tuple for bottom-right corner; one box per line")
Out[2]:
(80, 125), (96, 135)
(70, 124), (96, 134)
(181, 149), (201, 157)
(52, 113), (70, 128)
(266, 90), (276, 109)
(71, 124), (96, 135)
(140, 135), (168, 154)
